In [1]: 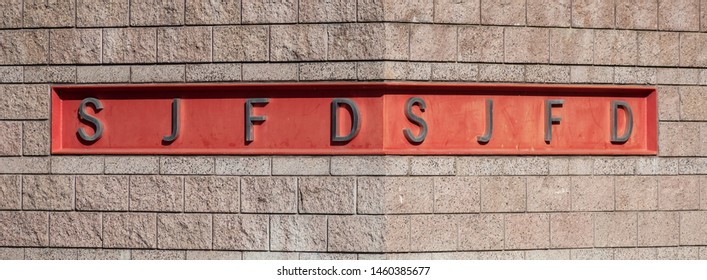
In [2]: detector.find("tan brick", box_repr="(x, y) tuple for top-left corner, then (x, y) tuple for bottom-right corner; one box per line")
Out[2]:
(656, 247), (699, 260)
(357, 177), (433, 214)
(679, 158), (707, 174)
(570, 176), (613, 211)
(157, 27), (211, 63)
(131, 65), (185, 83)
(456, 157), (502, 175)
(49, 212), (102, 248)
(480, 0), (525, 25)
(595, 212), (637, 247)
(243, 251), (298, 260)
(458, 214), (503, 250)
(659, 122), (703, 156)
(636, 157), (679, 175)
(525, 65), (570, 83)
(616, 0), (658, 29)
(160, 156), (213, 175)
(702, 177), (707, 209)
(242, 0), (297, 23)
(571, 248), (613, 260)
(614, 67), (656, 85)
(78, 249), (130, 260)
(480, 176), (526, 212)
(186, 251), (242, 260)
(272, 157), (329, 175)
(658, 0), (700, 31)
(680, 87), (707, 120)
(680, 33), (707, 67)
(357, 0), (433, 22)
(0, 66), (22, 83)
(186, 64), (241, 82)
(550, 213), (593, 248)
(615, 176), (658, 210)
(300, 253), (357, 260)
(299, 62), (356, 81)
(23, 0), (74, 27)
(595, 30), (637, 65)
(369, 61), (431, 80)
(213, 26), (268, 62)
(570, 66), (614, 84)
(25, 248), (77, 260)
(458, 26), (503, 63)
(0, 211), (48, 246)
(410, 157), (455, 176)
(331, 156), (408, 175)
(0, 0), (22, 28)
(0, 122), (21, 156)
(703, 0), (707, 31)
(76, 0), (129, 27)
(214, 156), (269, 175)
(658, 176), (700, 210)
(615, 248), (657, 260)
(505, 214), (550, 250)
(0, 157), (49, 174)
(241, 177), (296, 213)
(51, 156), (104, 174)
(157, 214), (211, 250)
(185, 176), (239, 213)
(638, 212), (679, 246)
(327, 23), (408, 60)
(23, 175), (73, 210)
(299, 177), (355, 214)
(49, 29), (102, 64)
(430, 63), (478, 81)
(527, 0), (570, 26)
(681, 211), (707, 245)
(434, 0), (480, 24)
(433, 177), (480, 213)
(103, 28), (156, 63)
(185, 0), (240, 24)
(327, 215), (409, 252)
(0, 248), (23, 260)
(270, 25), (326, 61)
(270, 215), (326, 251)
(129, 176), (183, 212)
(76, 175), (128, 211)
(77, 66), (130, 83)
(213, 214), (268, 250)
(24, 66), (76, 83)
(410, 215), (457, 251)
(593, 157), (636, 175)
(105, 156), (159, 174)
(299, 0), (356, 22)
(0, 30), (48, 64)
(657, 86), (680, 120)
(131, 250), (184, 260)
(504, 27), (549, 63)
(527, 176), (570, 212)
(525, 249), (571, 260)
(638, 32), (680, 68)
(130, 0), (184, 26)
(242, 63), (298, 81)
(550, 28), (593, 64)
(657, 68), (701, 85)
(0, 176), (21, 210)
(572, 0), (614, 28)
(103, 213), (156, 248)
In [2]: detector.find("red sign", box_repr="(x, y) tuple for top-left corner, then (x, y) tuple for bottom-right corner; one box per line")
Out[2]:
(51, 83), (657, 155)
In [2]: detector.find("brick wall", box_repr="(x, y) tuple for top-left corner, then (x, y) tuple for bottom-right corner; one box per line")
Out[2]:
(0, 0), (706, 260)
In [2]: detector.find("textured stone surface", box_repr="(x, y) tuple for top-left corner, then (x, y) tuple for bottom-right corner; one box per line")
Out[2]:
(23, 0), (75, 27)
(130, 0), (184, 26)
(299, 177), (355, 214)
(103, 213), (157, 248)
(410, 25), (456, 61)
(358, 177), (434, 214)
(637, 212), (679, 246)
(0, 157), (50, 174)
(0, 30), (48, 64)
(657, 176), (700, 210)
(571, 176), (614, 211)
(433, 177), (480, 213)
(213, 26), (269, 62)
(157, 214), (212, 249)
(272, 157), (329, 175)
(186, 0), (241, 24)
(616, 0), (658, 29)
(481, 0), (525, 25)
(504, 27), (549, 63)
(215, 157), (270, 176)
(22, 176), (73, 210)
(527, 176), (570, 212)
(550, 28), (593, 64)
(50, 29), (101, 64)
(270, 215), (326, 251)
(328, 215), (409, 252)
(77, 66), (131, 83)
(186, 64), (242, 82)
(595, 30), (638, 65)
(241, 177), (297, 213)
(458, 214), (503, 250)
(185, 176), (239, 213)
(331, 156), (408, 175)
(0, 67), (22, 83)
(614, 67), (656, 84)
(49, 212), (102, 247)
(478, 64), (524, 82)
(658, 0), (700, 31)
(186, 251), (242, 260)
(657, 68), (700, 85)
(131, 65), (185, 83)
(572, 0), (614, 28)
(103, 28), (157, 63)
(595, 212), (638, 247)
(550, 213), (593, 248)
(270, 25), (326, 61)
(24, 66), (76, 83)
(242, 0), (297, 23)
(213, 214), (268, 250)
(25, 248), (77, 260)
(680, 211), (707, 245)
(105, 156), (159, 174)
(51, 156), (104, 174)
(430, 63), (478, 81)
(299, 62), (356, 80)
(327, 23), (408, 60)
(76, 0), (129, 27)
(357, 0), (433, 22)
(78, 249), (131, 260)
(129, 176), (183, 212)
(680, 87), (707, 120)
(300, 0), (356, 22)
(525, 65), (570, 83)
(161, 157), (214, 175)
(410, 215), (457, 251)
(242, 63), (298, 81)
(0, 0), (22, 28)
(0, 211), (48, 246)
(615, 176), (658, 210)
(680, 33), (707, 67)
(527, 0), (570, 26)
(157, 27), (211, 63)
(0, 122), (21, 156)
(505, 214), (550, 250)
(434, 0), (480, 23)
(659, 123), (703, 156)
(479, 176), (526, 212)
(76, 175), (129, 211)
(570, 66), (614, 84)
(410, 157), (455, 176)
(0, 176), (21, 209)
(0, 248), (24, 260)
(131, 250), (185, 260)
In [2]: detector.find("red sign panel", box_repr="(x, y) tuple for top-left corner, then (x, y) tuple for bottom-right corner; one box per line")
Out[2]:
(51, 83), (657, 155)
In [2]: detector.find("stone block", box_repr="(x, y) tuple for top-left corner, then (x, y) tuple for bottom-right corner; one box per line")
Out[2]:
(615, 176), (658, 210)
(49, 212), (102, 247)
(0, 157), (49, 174)
(527, 0), (570, 26)
(157, 214), (212, 249)
(616, 0), (658, 29)
(0, 0), (22, 28)
(242, 63), (298, 81)
(103, 213), (157, 248)
(77, 66), (131, 83)
(186, 64), (241, 82)
(570, 176), (614, 211)
(410, 215), (457, 251)
(658, 0), (700, 31)
(157, 27), (212, 63)
(572, 0), (614, 28)
(272, 156), (329, 175)
(270, 25), (326, 61)
(242, 0), (297, 23)
(270, 215), (326, 251)
(213, 25), (269, 62)
(458, 214), (503, 250)
(0, 176), (21, 209)
(241, 177), (297, 213)
(570, 66), (614, 84)
(480, 0), (525, 25)
(129, 176), (183, 212)
(331, 156), (408, 175)
(131, 65), (185, 83)
(76, 0), (129, 27)
(299, 62), (356, 80)
(505, 214), (550, 250)
(550, 28), (593, 64)
(638, 32), (679, 67)
(410, 25), (456, 61)
(0, 211), (48, 246)
(215, 156), (270, 175)
(479, 176), (526, 212)
(22, 175), (73, 210)
(550, 213), (593, 248)
(680, 86), (707, 120)
(130, 0), (184, 26)
(23, 66), (76, 83)
(527, 176), (570, 212)
(594, 212), (638, 247)
(594, 30), (638, 65)
(434, 0), (480, 24)
(0, 30), (48, 64)
(103, 28), (156, 63)
(105, 156), (159, 174)
(160, 156), (214, 175)
(76, 175), (129, 211)
(185, 0), (240, 24)
(433, 177), (480, 213)
(638, 212), (679, 246)
(0, 122), (21, 156)
(50, 156), (104, 174)
(299, 177), (355, 214)
(213, 214), (268, 250)
(357, 177), (434, 214)
(681, 211), (707, 245)
(23, 0), (74, 27)
(458, 26), (503, 63)
(657, 176), (700, 210)
(299, 0), (356, 22)
(50, 29), (101, 64)
(185, 176), (239, 213)
(504, 27), (549, 63)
